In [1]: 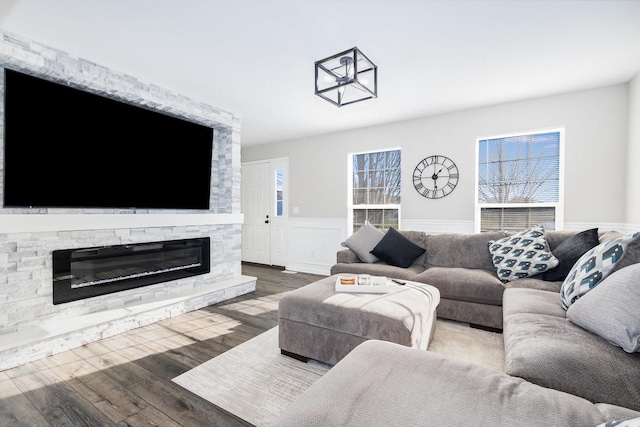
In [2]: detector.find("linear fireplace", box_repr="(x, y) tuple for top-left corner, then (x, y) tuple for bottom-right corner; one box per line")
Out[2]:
(53, 238), (210, 305)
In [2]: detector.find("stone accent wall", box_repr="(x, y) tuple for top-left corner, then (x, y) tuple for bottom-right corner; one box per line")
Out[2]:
(0, 29), (247, 358)
(0, 224), (242, 335)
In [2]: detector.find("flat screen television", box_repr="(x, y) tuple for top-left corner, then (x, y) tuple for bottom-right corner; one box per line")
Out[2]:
(3, 69), (214, 210)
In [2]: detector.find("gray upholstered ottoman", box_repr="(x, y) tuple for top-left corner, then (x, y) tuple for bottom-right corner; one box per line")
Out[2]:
(278, 275), (440, 365)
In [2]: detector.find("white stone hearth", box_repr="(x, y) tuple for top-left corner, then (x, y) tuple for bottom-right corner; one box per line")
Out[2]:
(0, 275), (256, 371)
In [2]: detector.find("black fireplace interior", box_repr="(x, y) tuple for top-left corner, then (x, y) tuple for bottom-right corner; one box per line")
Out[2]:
(53, 238), (210, 305)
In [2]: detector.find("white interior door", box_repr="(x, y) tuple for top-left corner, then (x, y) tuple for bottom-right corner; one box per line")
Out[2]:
(242, 162), (271, 265)
(241, 159), (288, 267)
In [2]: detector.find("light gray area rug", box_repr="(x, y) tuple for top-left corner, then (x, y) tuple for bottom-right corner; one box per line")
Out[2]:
(173, 327), (330, 426)
(173, 320), (504, 427)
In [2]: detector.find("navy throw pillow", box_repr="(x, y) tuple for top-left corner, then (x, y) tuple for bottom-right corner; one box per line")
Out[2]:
(370, 227), (426, 268)
(543, 228), (600, 281)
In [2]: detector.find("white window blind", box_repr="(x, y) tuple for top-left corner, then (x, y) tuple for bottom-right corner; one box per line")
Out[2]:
(349, 149), (401, 233)
(476, 129), (563, 232)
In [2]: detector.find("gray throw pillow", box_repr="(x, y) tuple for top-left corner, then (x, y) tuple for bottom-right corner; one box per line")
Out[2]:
(567, 263), (640, 353)
(341, 222), (384, 263)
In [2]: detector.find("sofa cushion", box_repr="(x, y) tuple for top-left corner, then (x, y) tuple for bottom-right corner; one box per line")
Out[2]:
(504, 276), (563, 292)
(424, 231), (508, 271)
(503, 288), (566, 319)
(413, 267), (504, 305)
(272, 340), (623, 427)
(560, 232), (639, 310)
(330, 262), (424, 280)
(543, 228), (600, 281)
(340, 222), (384, 263)
(488, 225), (559, 282)
(335, 248), (361, 264)
(370, 227), (426, 268)
(503, 311), (640, 411)
(567, 263), (640, 353)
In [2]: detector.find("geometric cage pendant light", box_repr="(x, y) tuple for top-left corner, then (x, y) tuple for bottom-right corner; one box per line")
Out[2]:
(314, 47), (377, 107)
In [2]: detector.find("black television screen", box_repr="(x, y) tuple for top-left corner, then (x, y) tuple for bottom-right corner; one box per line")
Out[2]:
(3, 69), (214, 210)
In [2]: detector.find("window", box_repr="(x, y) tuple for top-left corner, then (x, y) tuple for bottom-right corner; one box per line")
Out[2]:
(476, 129), (564, 232)
(349, 149), (401, 233)
(275, 168), (284, 217)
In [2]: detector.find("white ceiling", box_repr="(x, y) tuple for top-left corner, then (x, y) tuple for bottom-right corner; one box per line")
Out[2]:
(1, 0), (640, 146)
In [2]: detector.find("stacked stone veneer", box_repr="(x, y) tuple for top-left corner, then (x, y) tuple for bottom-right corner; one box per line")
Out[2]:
(0, 30), (249, 367)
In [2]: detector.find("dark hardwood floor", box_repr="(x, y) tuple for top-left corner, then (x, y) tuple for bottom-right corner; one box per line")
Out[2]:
(0, 265), (325, 427)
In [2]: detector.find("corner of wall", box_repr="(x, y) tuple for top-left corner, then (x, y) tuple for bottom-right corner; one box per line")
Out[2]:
(625, 72), (640, 224)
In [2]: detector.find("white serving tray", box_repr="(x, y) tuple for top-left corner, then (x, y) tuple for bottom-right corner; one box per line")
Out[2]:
(335, 275), (391, 294)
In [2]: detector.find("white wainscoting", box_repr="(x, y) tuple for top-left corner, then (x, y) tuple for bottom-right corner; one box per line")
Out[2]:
(565, 222), (636, 234)
(286, 218), (347, 276)
(401, 219), (475, 234)
(284, 218), (636, 276)
(285, 218), (476, 275)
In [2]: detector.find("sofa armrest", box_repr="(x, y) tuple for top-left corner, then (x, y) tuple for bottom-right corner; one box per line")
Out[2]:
(337, 248), (362, 264)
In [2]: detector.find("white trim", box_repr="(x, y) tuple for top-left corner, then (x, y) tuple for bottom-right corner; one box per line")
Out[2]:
(0, 213), (244, 233)
(241, 157), (290, 267)
(475, 127), (565, 232)
(347, 148), (402, 234)
(565, 222), (636, 234)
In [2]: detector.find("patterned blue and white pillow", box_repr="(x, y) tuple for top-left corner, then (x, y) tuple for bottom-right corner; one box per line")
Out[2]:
(597, 417), (640, 427)
(488, 225), (559, 282)
(560, 232), (639, 310)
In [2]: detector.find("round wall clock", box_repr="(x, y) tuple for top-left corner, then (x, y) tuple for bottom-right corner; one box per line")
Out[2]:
(413, 155), (459, 199)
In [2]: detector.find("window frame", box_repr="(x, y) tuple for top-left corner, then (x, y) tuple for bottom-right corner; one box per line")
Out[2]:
(474, 128), (565, 232)
(347, 147), (402, 234)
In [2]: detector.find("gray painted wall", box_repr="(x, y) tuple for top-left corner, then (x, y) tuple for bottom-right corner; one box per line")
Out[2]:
(243, 83), (630, 226)
(626, 72), (640, 224)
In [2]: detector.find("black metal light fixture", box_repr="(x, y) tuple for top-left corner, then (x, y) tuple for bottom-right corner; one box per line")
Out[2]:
(315, 47), (377, 107)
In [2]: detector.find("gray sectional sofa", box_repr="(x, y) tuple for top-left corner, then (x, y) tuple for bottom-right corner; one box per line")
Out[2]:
(331, 228), (620, 330)
(277, 226), (640, 424)
(272, 340), (640, 427)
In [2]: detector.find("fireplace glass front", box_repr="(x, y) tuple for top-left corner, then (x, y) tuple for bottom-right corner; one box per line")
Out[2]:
(53, 238), (210, 304)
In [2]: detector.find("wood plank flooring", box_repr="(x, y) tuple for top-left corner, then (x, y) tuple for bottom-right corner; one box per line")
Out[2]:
(0, 265), (325, 427)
